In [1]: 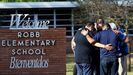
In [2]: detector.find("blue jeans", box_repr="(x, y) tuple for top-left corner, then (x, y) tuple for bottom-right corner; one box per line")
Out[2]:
(76, 63), (93, 75)
(100, 57), (118, 75)
(73, 64), (77, 75)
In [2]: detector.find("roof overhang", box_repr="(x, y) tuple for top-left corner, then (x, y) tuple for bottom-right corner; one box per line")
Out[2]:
(0, 1), (79, 9)
(117, 1), (133, 6)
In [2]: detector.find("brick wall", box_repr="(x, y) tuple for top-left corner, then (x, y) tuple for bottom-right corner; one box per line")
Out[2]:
(0, 28), (66, 75)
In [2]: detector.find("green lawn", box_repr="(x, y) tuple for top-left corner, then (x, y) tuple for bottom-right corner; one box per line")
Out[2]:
(66, 54), (74, 75)
(66, 54), (133, 75)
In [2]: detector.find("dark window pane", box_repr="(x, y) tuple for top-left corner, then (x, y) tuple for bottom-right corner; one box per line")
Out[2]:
(48, 21), (54, 25)
(128, 29), (133, 34)
(56, 9), (71, 14)
(56, 21), (71, 25)
(0, 16), (11, 20)
(37, 9), (53, 14)
(18, 9), (34, 14)
(66, 32), (72, 36)
(74, 26), (82, 30)
(38, 15), (53, 19)
(0, 9), (16, 15)
(0, 22), (10, 26)
(56, 15), (71, 19)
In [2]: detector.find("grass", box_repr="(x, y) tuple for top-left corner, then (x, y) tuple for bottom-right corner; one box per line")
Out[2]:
(66, 54), (133, 75)
(66, 54), (75, 75)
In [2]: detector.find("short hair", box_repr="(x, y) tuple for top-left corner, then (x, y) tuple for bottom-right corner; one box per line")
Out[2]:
(97, 18), (105, 24)
(86, 22), (94, 27)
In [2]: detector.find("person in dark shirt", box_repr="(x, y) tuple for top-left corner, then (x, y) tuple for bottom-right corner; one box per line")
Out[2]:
(71, 22), (112, 75)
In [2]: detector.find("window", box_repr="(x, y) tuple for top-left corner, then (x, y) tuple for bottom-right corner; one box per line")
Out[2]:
(0, 8), (80, 37)
(0, 9), (16, 28)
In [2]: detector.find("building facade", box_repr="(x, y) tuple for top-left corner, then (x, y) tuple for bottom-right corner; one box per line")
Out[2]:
(0, 1), (81, 37)
(0, 0), (133, 53)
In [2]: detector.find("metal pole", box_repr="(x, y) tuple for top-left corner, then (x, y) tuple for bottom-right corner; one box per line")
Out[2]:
(71, 9), (74, 37)
(54, 9), (56, 28)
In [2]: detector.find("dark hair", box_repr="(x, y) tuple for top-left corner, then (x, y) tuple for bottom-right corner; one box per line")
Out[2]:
(80, 22), (94, 31)
(83, 22), (95, 31)
(106, 23), (111, 29)
(86, 22), (95, 27)
(97, 18), (104, 24)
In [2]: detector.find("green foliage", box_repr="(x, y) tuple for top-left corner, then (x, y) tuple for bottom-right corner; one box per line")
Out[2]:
(74, 0), (133, 32)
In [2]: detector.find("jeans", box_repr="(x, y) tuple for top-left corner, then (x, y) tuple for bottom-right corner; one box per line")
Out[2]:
(76, 63), (93, 75)
(73, 64), (77, 75)
(100, 57), (118, 75)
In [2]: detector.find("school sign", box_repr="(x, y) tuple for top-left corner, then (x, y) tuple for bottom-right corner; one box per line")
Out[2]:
(0, 14), (66, 75)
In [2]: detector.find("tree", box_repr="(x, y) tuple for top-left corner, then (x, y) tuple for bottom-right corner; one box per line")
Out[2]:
(74, 0), (133, 27)
(74, 0), (133, 71)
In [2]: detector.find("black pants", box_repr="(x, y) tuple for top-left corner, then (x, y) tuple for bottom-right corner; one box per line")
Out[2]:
(92, 49), (100, 75)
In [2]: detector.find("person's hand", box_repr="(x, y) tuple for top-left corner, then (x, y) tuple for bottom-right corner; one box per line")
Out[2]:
(112, 30), (120, 34)
(104, 44), (113, 51)
(81, 29), (88, 36)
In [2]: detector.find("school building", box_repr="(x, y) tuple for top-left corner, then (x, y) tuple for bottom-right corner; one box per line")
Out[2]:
(0, 0), (132, 72)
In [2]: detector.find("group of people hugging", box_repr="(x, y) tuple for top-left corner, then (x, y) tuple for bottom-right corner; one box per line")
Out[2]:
(71, 18), (129, 75)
